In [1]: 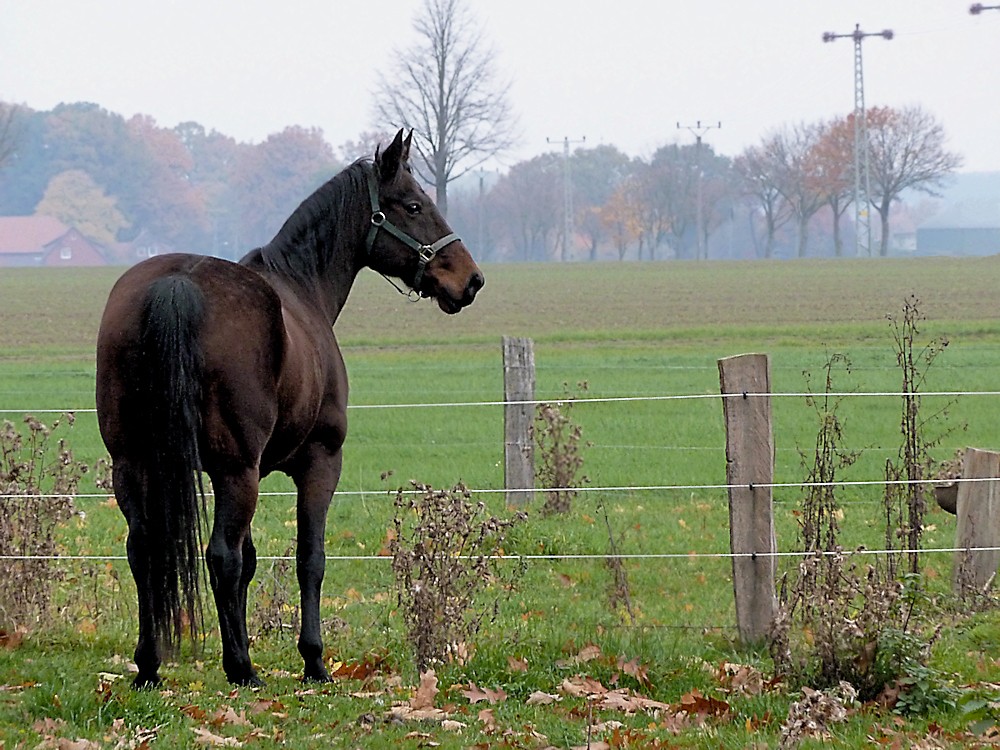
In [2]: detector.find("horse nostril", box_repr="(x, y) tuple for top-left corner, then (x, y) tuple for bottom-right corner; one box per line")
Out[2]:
(469, 271), (485, 295)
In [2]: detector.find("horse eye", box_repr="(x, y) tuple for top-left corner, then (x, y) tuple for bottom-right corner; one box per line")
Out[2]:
(405, 202), (422, 216)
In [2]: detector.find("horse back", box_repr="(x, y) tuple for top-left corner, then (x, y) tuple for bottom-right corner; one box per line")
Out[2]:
(97, 254), (285, 469)
(97, 253), (347, 476)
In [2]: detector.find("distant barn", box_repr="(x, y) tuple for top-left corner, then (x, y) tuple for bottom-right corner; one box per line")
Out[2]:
(915, 175), (1000, 257)
(0, 216), (107, 267)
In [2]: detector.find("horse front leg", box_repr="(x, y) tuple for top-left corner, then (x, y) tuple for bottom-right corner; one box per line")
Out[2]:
(205, 468), (262, 687)
(294, 447), (341, 682)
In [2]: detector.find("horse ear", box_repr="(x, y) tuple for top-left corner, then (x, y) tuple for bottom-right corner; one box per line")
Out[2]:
(402, 130), (413, 162)
(376, 129), (407, 181)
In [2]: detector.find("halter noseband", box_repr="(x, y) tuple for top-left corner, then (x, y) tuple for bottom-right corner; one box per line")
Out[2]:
(364, 167), (460, 294)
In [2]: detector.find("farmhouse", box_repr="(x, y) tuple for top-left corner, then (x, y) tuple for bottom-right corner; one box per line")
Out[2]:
(0, 215), (107, 267)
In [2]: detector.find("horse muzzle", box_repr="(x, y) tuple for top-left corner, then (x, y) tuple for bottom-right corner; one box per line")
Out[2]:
(435, 267), (484, 314)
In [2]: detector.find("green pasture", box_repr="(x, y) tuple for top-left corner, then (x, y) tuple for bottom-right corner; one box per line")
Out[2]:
(1, 258), (999, 748)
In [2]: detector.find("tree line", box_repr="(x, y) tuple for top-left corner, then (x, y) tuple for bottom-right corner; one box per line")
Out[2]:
(0, 98), (959, 264)
(454, 105), (959, 263)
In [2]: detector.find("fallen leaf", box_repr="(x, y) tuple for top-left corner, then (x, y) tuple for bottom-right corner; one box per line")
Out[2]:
(411, 670), (439, 710)
(478, 708), (497, 730)
(441, 720), (466, 732)
(330, 654), (385, 681)
(0, 628), (26, 650)
(679, 688), (730, 718)
(191, 727), (242, 747)
(181, 704), (208, 721)
(386, 705), (448, 722)
(526, 690), (562, 706)
(247, 699), (286, 716)
(461, 682), (507, 705)
(403, 731), (434, 741)
(209, 706), (251, 727)
(54, 739), (102, 750)
(560, 676), (608, 698)
(378, 527), (397, 556)
(507, 656), (529, 672)
(618, 657), (652, 689)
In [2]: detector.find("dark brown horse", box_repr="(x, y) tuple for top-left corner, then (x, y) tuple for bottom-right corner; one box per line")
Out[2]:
(95, 130), (483, 687)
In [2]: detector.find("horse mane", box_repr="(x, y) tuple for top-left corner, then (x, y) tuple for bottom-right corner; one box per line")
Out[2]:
(248, 158), (372, 285)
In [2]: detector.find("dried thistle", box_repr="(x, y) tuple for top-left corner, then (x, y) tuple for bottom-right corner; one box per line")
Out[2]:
(391, 481), (526, 670)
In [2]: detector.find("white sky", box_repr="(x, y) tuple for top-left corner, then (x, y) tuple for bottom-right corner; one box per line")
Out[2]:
(3, 1), (999, 172)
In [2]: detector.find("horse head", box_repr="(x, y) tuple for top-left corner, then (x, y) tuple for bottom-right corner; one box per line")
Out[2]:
(367, 129), (484, 314)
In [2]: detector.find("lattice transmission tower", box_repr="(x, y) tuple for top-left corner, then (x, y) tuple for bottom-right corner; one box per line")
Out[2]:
(823, 24), (893, 257)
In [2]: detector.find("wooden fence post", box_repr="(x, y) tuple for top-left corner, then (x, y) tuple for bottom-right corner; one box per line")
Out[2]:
(953, 447), (1000, 594)
(718, 353), (776, 645)
(503, 336), (535, 507)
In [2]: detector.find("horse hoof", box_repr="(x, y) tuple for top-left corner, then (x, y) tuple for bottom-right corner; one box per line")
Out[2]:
(228, 671), (264, 688)
(303, 668), (333, 684)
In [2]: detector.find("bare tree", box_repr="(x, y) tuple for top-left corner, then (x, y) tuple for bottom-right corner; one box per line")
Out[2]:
(0, 102), (26, 172)
(867, 105), (963, 256)
(764, 123), (828, 258)
(373, 0), (518, 216)
(732, 145), (792, 259)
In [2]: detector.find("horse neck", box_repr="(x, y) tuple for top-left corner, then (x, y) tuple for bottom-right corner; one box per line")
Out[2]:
(246, 177), (368, 325)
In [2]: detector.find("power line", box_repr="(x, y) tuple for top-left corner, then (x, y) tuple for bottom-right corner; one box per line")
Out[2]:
(823, 24), (894, 257)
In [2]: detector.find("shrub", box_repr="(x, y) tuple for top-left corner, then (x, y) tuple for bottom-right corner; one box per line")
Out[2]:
(390, 481), (525, 670)
(0, 414), (86, 632)
(535, 382), (589, 516)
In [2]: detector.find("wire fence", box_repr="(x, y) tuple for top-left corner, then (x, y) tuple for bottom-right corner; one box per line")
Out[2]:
(1, 387), (994, 565)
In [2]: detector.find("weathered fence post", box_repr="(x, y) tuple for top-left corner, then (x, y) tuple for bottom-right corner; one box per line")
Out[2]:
(718, 353), (776, 645)
(503, 336), (535, 507)
(953, 447), (1000, 594)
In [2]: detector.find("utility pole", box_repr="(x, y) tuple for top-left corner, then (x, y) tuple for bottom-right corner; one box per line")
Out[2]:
(547, 136), (585, 261)
(823, 24), (893, 257)
(677, 121), (721, 260)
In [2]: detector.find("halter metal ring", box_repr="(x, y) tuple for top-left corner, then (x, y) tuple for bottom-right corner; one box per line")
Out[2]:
(371, 211), (386, 227)
(418, 245), (435, 262)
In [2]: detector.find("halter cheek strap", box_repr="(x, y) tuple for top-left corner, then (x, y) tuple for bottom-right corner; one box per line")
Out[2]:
(365, 169), (460, 293)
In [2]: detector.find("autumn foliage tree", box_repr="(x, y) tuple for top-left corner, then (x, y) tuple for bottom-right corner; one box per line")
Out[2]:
(35, 170), (129, 244)
(811, 117), (855, 257)
(231, 126), (340, 250)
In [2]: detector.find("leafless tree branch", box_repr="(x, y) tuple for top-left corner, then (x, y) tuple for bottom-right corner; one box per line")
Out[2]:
(373, 0), (519, 214)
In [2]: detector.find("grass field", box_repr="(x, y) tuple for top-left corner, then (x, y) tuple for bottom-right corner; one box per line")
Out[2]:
(1, 258), (999, 748)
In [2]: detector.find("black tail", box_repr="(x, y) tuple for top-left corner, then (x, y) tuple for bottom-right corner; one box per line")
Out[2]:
(136, 275), (207, 652)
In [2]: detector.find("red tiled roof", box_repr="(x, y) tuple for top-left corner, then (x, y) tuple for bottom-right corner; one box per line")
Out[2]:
(0, 216), (72, 254)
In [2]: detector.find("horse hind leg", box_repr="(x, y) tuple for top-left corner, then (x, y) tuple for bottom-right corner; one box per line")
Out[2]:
(205, 468), (262, 687)
(294, 448), (342, 682)
(114, 460), (162, 688)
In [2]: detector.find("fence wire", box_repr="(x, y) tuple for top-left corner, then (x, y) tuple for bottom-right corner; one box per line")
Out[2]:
(1, 389), (995, 563)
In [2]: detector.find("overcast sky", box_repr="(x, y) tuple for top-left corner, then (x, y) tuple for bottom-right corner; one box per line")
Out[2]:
(4, 1), (998, 172)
